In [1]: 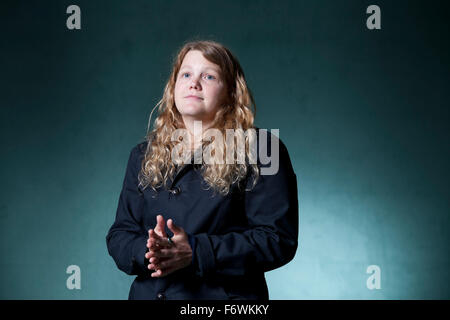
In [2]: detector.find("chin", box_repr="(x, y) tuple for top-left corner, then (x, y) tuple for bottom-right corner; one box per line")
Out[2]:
(181, 112), (205, 119)
(179, 105), (204, 115)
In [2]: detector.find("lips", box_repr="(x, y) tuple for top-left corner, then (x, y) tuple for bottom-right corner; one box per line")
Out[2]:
(185, 95), (203, 100)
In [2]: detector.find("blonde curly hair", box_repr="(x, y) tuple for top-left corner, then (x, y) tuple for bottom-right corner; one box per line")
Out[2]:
(138, 40), (260, 196)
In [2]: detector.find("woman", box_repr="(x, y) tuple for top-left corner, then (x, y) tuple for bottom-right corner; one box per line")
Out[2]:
(106, 40), (299, 300)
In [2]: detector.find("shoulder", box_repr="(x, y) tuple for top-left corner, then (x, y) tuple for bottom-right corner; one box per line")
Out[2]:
(252, 126), (286, 144)
(130, 131), (157, 158)
(129, 141), (147, 159)
(252, 127), (291, 163)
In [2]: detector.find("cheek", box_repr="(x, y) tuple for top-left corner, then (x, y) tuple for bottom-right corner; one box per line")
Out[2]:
(174, 84), (183, 109)
(174, 82), (180, 95)
(211, 87), (226, 105)
(206, 86), (220, 99)
(174, 83), (185, 101)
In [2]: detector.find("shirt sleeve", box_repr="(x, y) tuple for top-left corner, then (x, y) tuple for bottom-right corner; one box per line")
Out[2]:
(187, 234), (197, 265)
(106, 143), (150, 276)
(190, 133), (299, 277)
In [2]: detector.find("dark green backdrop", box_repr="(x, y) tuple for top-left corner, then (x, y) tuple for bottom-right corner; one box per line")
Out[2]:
(0, 0), (449, 299)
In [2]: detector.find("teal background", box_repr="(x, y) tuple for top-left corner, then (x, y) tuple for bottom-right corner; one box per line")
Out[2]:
(1, 0), (449, 299)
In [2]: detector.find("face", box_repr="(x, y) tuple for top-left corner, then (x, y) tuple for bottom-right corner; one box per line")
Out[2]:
(174, 50), (227, 127)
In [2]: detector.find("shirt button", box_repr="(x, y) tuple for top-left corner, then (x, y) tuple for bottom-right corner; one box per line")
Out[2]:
(157, 292), (165, 300)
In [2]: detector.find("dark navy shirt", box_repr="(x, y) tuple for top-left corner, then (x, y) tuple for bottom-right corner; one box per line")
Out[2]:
(106, 128), (299, 300)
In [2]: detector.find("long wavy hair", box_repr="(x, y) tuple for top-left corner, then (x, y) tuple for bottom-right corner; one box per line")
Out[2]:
(138, 40), (259, 196)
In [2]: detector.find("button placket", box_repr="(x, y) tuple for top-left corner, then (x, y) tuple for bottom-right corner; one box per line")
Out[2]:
(169, 186), (181, 195)
(156, 292), (165, 300)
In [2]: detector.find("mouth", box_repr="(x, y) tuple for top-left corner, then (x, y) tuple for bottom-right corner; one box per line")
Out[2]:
(185, 95), (203, 100)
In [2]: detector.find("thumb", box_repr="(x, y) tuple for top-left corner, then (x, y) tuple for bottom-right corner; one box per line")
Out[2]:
(167, 219), (183, 235)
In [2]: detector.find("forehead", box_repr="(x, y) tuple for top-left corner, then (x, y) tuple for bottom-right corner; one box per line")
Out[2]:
(179, 50), (221, 73)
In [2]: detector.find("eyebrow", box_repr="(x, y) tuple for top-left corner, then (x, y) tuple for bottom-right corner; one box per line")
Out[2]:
(179, 65), (220, 73)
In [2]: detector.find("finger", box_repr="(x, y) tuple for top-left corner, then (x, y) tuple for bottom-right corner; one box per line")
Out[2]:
(145, 249), (161, 259)
(148, 227), (165, 241)
(152, 258), (172, 270)
(147, 237), (163, 250)
(167, 219), (183, 235)
(151, 266), (177, 278)
(146, 232), (158, 249)
(151, 256), (175, 270)
(151, 269), (164, 277)
(150, 214), (168, 235)
(155, 215), (167, 238)
(146, 236), (154, 250)
(147, 248), (172, 259)
(149, 257), (159, 265)
(148, 230), (172, 248)
(148, 228), (155, 241)
(146, 238), (153, 249)
(148, 229), (165, 241)
(148, 257), (166, 270)
(148, 259), (166, 271)
(148, 263), (158, 272)
(148, 261), (158, 270)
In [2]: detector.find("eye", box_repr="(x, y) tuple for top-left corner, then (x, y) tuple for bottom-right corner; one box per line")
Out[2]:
(204, 74), (216, 80)
(181, 72), (190, 78)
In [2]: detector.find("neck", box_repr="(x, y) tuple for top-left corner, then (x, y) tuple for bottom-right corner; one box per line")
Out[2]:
(181, 116), (215, 150)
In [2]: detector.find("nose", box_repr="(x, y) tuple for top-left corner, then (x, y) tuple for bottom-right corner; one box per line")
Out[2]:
(189, 75), (201, 90)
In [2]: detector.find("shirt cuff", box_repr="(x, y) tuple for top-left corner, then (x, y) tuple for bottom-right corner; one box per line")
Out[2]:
(189, 233), (215, 277)
(131, 235), (150, 274)
(187, 233), (197, 266)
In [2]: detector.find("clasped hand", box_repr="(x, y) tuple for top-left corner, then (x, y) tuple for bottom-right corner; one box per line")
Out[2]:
(145, 215), (192, 278)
